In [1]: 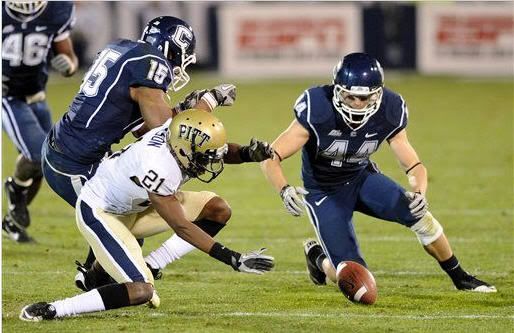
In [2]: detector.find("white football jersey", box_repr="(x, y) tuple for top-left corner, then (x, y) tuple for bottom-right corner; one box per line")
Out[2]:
(80, 119), (186, 214)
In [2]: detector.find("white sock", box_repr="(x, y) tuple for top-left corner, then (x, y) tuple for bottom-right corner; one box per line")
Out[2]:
(145, 234), (195, 269)
(51, 289), (105, 317)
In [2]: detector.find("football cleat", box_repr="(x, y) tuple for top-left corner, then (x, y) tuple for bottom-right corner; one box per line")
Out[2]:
(2, 215), (33, 243)
(146, 262), (162, 280)
(303, 239), (327, 285)
(454, 274), (497, 293)
(4, 177), (30, 228)
(74, 261), (115, 291)
(19, 302), (56, 321)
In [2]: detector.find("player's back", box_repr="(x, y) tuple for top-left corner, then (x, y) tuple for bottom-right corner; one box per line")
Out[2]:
(2, 1), (75, 97)
(53, 39), (173, 164)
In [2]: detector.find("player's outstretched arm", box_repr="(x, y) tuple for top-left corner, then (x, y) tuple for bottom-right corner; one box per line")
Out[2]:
(388, 129), (429, 218)
(223, 139), (274, 164)
(261, 120), (310, 216)
(149, 192), (274, 274)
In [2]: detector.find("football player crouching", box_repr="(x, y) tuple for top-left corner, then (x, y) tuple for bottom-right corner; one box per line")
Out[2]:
(20, 109), (275, 321)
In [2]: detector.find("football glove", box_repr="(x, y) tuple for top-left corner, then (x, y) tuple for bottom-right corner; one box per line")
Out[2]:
(232, 248), (274, 274)
(240, 138), (274, 162)
(280, 185), (308, 217)
(175, 84), (237, 112)
(405, 191), (428, 219)
(51, 54), (76, 77)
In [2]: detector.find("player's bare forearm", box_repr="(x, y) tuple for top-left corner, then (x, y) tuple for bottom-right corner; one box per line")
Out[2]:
(261, 157), (288, 193)
(407, 164), (428, 194)
(131, 87), (173, 129)
(224, 143), (244, 164)
(149, 192), (215, 254)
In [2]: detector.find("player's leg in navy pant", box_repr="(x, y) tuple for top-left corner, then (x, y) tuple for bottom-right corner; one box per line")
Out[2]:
(355, 170), (418, 226)
(304, 185), (367, 268)
(1, 97), (50, 241)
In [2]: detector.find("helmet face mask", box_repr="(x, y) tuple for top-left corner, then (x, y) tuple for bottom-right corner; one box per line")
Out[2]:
(332, 53), (384, 130)
(141, 16), (197, 92)
(6, 0), (47, 22)
(168, 109), (228, 183)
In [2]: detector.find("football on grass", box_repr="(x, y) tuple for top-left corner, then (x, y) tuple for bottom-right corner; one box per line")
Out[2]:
(336, 261), (377, 305)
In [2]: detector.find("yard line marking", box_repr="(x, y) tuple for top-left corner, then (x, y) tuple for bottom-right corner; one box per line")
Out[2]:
(220, 312), (514, 320)
(222, 236), (511, 244)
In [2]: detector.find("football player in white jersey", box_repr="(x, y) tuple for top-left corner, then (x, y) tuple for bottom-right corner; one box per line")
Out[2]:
(20, 110), (275, 321)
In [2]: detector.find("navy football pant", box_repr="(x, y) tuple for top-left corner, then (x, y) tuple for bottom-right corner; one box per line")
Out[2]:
(304, 169), (419, 268)
(2, 97), (51, 162)
(42, 135), (99, 207)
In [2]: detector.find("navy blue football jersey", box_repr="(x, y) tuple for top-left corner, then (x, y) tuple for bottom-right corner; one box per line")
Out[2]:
(54, 39), (173, 164)
(294, 85), (408, 188)
(2, 2), (75, 97)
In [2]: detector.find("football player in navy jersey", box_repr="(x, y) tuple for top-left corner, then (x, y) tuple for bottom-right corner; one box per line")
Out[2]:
(2, 0), (78, 242)
(261, 53), (496, 293)
(40, 15), (256, 274)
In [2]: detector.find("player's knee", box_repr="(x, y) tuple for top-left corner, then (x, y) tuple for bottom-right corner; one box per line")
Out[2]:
(409, 212), (443, 246)
(203, 196), (232, 224)
(127, 282), (155, 305)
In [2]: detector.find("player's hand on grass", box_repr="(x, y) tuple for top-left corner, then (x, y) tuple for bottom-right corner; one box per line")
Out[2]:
(405, 191), (428, 219)
(232, 248), (274, 274)
(280, 185), (308, 217)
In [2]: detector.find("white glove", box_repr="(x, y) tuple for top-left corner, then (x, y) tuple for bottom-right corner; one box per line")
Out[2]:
(233, 248), (274, 275)
(405, 191), (428, 219)
(51, 54), (76, 77)
(200, 83), (236, 110)
(280, 185), (308, 217)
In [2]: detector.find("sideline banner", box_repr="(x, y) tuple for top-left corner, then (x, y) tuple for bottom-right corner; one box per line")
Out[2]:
(218, 4), (362, 77)
(417, 3), (513, 76)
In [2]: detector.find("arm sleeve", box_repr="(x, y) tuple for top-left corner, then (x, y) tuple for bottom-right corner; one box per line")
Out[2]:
(127, 56), (172, 92)
(386, 94), (409, 140)
(293, 91), (310, 130)
(54, 3), (76, 42)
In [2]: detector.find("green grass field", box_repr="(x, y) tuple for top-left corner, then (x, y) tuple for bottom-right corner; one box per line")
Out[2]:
(2, 73), (513, 332)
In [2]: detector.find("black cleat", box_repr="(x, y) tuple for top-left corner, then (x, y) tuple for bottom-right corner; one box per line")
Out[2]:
(4, 177), (30, 228)
(2, 215), (33, 243)
(303, 239), (327, 285)
(74, 261), (115, 291)
(19, 302), (56, 321)
(453, 273), (497, 293)
(146, 262), (162, 280)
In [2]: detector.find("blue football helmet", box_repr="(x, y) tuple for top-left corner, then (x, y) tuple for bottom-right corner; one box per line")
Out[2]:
(141, 16), (197, 91)
(332, 53), (384, 129)
(5, 1), (47, 22)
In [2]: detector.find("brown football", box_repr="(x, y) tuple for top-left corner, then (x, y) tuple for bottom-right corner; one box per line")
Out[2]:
(336, 261), (377, 305)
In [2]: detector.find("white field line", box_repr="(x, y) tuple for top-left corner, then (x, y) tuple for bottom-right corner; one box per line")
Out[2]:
(219, 312), (514, 320)
(2, 270), (508, 277)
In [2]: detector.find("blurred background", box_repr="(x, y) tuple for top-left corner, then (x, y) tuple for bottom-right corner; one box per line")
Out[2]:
(72, 1), (514, 77)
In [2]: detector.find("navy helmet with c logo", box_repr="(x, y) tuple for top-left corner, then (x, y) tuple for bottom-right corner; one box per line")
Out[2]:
(141, 16), (196, 91)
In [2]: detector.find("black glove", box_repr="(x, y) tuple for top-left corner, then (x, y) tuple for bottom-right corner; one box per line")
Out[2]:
(240, 138), (274, 162)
